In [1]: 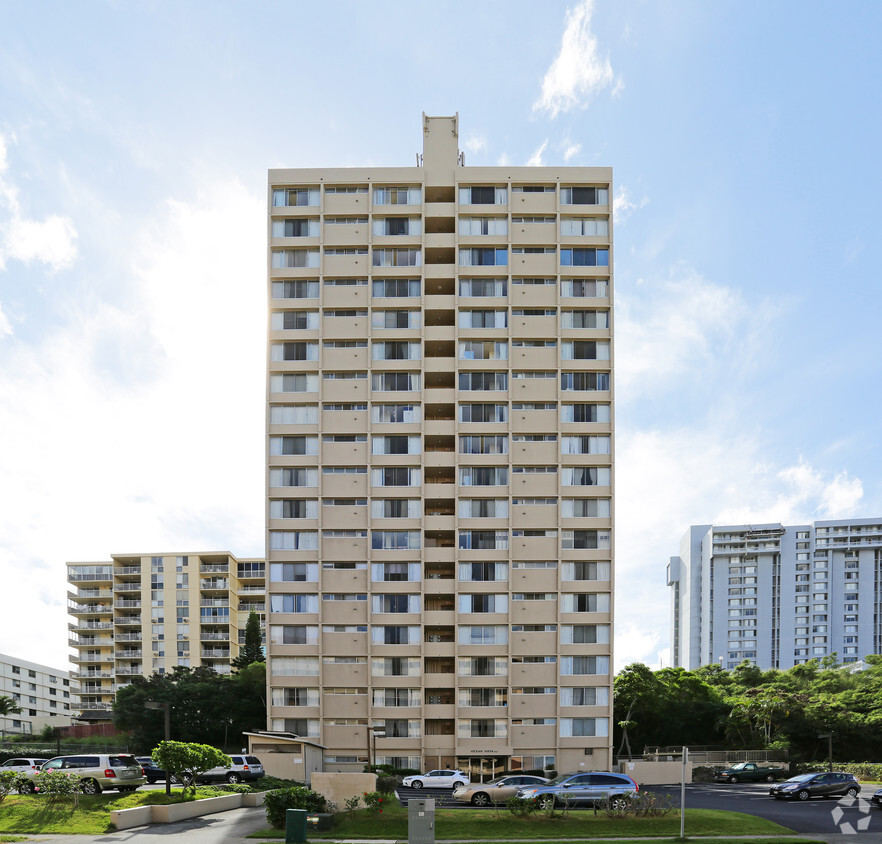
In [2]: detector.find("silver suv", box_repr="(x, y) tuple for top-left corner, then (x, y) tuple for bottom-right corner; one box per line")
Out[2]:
(517, 771), (638, 809)
(18, 754), (146, 795)
(186, 754), (264, 784)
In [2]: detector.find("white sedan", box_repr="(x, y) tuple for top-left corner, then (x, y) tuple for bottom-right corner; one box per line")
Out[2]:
(402, 770), (471, 789)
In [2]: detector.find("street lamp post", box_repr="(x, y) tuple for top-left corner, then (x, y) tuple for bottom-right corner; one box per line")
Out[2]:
(818, 733), (833, 772)
(371, 726), (386, 775)
(145, 701), (171, 795)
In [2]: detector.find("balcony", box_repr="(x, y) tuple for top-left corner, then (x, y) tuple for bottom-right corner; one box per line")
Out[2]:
(69, 589), (113, 600)
(202, 649), (231, 659)
(69, 622), (113, 632)
(69, 604), (111, 615)
(115, 650), (142, 659)
(200, 564), (229, 573)
(115, 666), (142, 676)
(115, 616), (142, 626)
(200, 631), (230, 641)
(114, 566), (142, 576)
(69, 637), (113, 648)
(115, 632), (142, 642)
(114, 600), (142, 609)
(238, 603), (266, 612)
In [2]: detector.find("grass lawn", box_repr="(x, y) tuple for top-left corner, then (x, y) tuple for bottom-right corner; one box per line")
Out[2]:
(248, 802), (797, 840)
(0, 787), (231, 834)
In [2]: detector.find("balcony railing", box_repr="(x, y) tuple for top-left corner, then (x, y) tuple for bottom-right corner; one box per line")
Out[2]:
(115, 650), (143, 659)
(114, 566), (142, 575)
(115, 616), (142, 625)
(115, 666), (142, 675)
(200, 564), (229, 573)
(115, 600), (142, 608)
(202, 649), (231, 658)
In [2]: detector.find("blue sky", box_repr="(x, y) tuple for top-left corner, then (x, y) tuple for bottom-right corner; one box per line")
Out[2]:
(1, 1), (880, 672)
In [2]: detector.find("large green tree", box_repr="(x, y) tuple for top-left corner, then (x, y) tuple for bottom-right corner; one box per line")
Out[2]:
(232, 611), (265, 671)
(113, 665), (265, 753)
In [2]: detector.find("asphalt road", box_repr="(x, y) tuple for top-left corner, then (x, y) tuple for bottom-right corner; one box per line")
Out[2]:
(398, 781), (882, 836)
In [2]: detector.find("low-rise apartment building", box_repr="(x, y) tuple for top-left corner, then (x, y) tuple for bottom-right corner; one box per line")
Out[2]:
(0, 653), (73, 734)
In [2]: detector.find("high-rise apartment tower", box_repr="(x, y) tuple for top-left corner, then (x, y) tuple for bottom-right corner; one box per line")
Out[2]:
(265, 114), (614, 778)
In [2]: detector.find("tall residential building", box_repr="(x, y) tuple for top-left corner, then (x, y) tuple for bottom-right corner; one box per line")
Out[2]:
(668, 519), (882, 671)
(67, 552), (265, 713)
(0, 653), (73, 735)
(264, 114), (614, 778)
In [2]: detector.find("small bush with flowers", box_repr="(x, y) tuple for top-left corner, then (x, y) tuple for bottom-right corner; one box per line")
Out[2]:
(362, 790), (390, 816)
(32, 769), (83, 806)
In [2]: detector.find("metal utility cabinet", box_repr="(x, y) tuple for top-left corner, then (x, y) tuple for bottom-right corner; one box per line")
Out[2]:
(408, 798), (435, 844)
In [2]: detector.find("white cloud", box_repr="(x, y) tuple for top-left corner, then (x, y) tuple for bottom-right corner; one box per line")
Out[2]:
(463, 135), (486, 154)
(497, 153), (511, 166)
(534, 0), (622, 118)
(0, 305), (10, 337)
(563, 142), (582, 161)
(526, 140), (548, 166)
(0, 179), (266, 668)
(612, 185), (648, 224)
(615, 267), (777, 395)
(0, 133), (78, 273)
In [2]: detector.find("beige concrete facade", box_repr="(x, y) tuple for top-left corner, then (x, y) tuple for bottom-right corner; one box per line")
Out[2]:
(66, 552), (264, 712)
(266, 114), (614, 777)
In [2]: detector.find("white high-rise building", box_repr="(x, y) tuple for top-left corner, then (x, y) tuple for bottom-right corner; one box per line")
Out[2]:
(262, 114), (614, 779)
(668, 519), (882, 670)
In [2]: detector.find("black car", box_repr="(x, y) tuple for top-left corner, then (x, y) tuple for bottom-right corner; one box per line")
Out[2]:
(871, 788), (882, 808)
(135, 756), (167, 784)
(769, 772), (860, 801)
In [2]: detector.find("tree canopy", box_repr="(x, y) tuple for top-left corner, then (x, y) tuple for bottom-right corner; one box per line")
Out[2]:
(113, 665), (265, 753)
(232, 611), (265, 671)
(614, 657), (882, 761)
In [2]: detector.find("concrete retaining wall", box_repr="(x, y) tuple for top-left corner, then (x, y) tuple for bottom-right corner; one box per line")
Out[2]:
(310, 772), (377, 808)
(111, 792), (265, 830)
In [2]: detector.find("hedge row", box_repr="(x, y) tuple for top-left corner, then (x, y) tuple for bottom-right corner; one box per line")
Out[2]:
(791, 761), (882, 781)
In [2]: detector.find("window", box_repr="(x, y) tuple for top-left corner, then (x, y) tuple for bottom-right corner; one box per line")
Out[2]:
(372, 372), (420, 392)
(561, 592), (611, 612)
(562, 499), (611, 518)
(459, 466), (508, 486)
(373, 248), (421, 267)
(371, 467), (421, 487)
(459, 372), (508, 391)
(459, 248), (507, 267)
(560, 687), (609, 706)
(372, 341), (421, 361)
(561, 310), (609, 329)
(560, 717), (609, 737)
(459, 404), (508, 423)
(560, 217), (609, 236)
(459, 278), (507, 297)
(269, 499), (318, 519)
(372, 404), (421, 424)
(561, 656), (610, 675)
(459, 186), (507, 205)
(269, 373), (319, 394)
(372, 435), (421, 455)
(460, 309), (507, 328)
(269, 435), (318, 456)
(272, 249), (320, 268)
(560, 248), (609, 267)
(373, 688), (421, 707)
(459, 719), (507, 738)
(371, 562), (421, 582)
(458, 656), (508, 676)
(459, 340), (507, 360)
(561, 372), (610, 392)
(561, 624), (610, 644)
(561, 186), (609, 205)
(371, 310), (421, 329)
(459, 499), (509, 518)
(371, 626), (420, 645)
(372, 657), (421, 676)
(561, 278), (608, 298)
(561, 467), (611, 486)
(371, 594), (421, 614)
(269, 405), (318, 425)
(269, 594), (319, 613)
(459, 562), (508, 582)
(272, 280), (319, 299)
(272, 218), (320, 237)
(373, 217), (422, 236)
(459, 594), (508, 613)
(562, 340), (610, 360)
(372, 278), (420, 297)
(269, 625), (318, 645)
(561, 435), (611, 454)
(373, 187), (421, 205)
(371, 530), (421, 550)
(268, 531), (318, 551)
(272, 688), (320, 706)
(269, 467), (318, 487)
(459, 435), (508, 455)
(562, 403), (610, 423)
(459, 217), (508, 235)
(458, 530), (509, 550)
(324, 185), (367, 194)
(371, 499), (421, 519)
(273, 188), (319, 207)
(271, 310), (319, 330)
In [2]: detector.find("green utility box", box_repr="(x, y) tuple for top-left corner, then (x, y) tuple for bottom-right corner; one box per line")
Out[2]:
(286, 808), (307, 844)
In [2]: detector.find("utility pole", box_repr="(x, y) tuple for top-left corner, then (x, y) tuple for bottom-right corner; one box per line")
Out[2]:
(145, 701), (171, 796)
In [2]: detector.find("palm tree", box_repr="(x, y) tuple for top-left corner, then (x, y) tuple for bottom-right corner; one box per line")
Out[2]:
(0, 694), (22, 736)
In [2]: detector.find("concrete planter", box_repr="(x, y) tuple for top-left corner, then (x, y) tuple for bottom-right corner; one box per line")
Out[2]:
(111, 791), (268, 830)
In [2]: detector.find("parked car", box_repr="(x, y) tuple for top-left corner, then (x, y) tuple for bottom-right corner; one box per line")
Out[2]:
(871, 787), (882, 808)
(517, 771), (638, 809)
(453, 774), (548, 805)
(0, 757), (49, 775)
(134, 756), (167, 784)
(185, 754), (264, 784)
(18, 754), (147, 795)
(402, 770), (471, 789)
(714, 762), (785, 783)
(769, 772), (860, 801)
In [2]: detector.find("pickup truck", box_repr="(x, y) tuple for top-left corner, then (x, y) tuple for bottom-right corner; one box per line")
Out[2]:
(714, 762), (786, 783)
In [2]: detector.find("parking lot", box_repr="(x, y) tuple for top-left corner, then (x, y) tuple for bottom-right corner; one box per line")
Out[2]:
(397, 781), (882, 836)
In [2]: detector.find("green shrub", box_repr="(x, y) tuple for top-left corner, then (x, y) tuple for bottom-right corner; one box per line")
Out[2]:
(32, 770), (82, 806)
(253, 775), (304, 791)
(506, 794), (539, 817)
(0, 771), (22, 803)
(691, 765), (718, 782)
(375, 774), (399, 793)
(362, 791), (391, 816)
(265, 786), (328, 828)
(790, 761), (882, 781)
